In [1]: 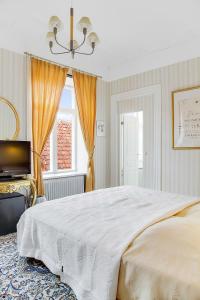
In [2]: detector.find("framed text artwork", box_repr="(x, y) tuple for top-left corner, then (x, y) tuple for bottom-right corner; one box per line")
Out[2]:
(172, 86), (200, 149)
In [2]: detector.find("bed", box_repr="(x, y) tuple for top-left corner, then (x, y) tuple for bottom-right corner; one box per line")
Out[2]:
(17, 186), (200, 300)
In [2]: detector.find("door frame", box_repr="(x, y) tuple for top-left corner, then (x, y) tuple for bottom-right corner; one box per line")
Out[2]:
(119, 113), (124, 185)
(110, 84), (162, 190)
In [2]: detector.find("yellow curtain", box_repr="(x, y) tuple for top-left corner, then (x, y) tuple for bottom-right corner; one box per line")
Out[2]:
(31, 58), (68, 196)
(73, 71), (97, 192)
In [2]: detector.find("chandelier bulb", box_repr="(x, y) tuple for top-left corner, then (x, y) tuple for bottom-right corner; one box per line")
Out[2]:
(46, 32), (55, 44)
(67, 40), (79, 50)
(87, 32), (100, 47)
(49, 16), (63, 32)
(53, 27), (57, 35)
(77, 17), (92, 33)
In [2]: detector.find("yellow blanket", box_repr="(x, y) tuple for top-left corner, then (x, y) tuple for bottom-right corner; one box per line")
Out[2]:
(117, 203), (200, 300)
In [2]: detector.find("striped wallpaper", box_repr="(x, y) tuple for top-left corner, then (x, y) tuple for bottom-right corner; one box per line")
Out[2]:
(95, 79), (111, 189)
(0, 49), (27, 140)
(1, 48), (200, 196)
(110, 58), (200, 196)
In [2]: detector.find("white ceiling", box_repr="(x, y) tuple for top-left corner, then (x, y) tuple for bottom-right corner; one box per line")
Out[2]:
(1, 0), (200, 80)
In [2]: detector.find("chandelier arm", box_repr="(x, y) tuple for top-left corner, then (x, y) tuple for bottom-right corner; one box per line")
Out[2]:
(73, 34), (86, 51)
(50, 48), (70, 55)
(54, 33), (71, 51)
(75, 48), (95, 56)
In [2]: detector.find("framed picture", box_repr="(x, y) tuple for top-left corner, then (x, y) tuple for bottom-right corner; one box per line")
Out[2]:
(172, 86), (200, 149)
(96, 120), (105, 137)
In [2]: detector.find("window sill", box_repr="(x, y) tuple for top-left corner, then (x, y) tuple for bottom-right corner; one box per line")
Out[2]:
(43, 171), (86, 180)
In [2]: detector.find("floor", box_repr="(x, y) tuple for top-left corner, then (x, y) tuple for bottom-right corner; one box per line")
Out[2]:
(0, 233), (77, 299)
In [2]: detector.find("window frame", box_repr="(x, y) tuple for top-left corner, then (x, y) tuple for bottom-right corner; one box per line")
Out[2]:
(43, 77), (78, 176)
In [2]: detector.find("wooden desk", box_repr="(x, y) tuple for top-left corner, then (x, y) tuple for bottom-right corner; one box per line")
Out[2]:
(0, 178), (37, 207)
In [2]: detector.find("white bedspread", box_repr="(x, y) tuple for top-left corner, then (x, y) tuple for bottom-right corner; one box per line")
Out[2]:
(17, 186), (199, 300)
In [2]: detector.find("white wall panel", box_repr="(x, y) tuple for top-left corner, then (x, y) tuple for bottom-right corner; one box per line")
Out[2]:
(111, 58), (200, 196)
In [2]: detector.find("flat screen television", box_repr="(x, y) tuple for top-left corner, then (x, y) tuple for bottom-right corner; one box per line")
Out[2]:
(0, 140), (31, 177)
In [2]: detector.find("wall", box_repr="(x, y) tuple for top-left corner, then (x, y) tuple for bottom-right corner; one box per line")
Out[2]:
(1, 49), (200, 196)
(110, 57), (200, 196)
(0, 48), (27, 140)
(95, 79), (111, 189)
(0, 48), (110, 189)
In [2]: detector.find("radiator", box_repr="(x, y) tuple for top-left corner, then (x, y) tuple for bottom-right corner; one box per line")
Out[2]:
(44, 175), (85, 201)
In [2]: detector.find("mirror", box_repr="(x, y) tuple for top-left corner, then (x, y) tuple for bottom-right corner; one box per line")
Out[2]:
(0, 97), (20, 140)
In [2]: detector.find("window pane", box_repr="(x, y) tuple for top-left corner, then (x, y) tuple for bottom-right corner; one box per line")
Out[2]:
(60, 89), (73, 109)
(57, 118), (72, 170)
(41, 137), (51, 172)
(60, 77), (75, 109)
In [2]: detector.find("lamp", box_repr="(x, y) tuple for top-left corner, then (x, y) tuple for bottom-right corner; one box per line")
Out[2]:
(47, 6), (99, 59)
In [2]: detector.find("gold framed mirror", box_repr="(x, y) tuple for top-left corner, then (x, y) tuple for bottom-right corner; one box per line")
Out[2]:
(0, 97), (20, 140)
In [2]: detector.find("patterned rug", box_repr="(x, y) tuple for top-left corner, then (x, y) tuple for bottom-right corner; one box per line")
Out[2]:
(0, 234), (77, 299)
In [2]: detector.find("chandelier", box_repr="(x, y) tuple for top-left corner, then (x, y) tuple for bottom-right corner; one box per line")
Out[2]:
(46, 6), (100, 59)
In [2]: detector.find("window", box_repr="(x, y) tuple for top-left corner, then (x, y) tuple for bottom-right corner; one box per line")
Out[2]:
(41, 77), (87, 175)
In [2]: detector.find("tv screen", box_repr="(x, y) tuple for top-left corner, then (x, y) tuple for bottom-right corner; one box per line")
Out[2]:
(0, 140), (31, 176)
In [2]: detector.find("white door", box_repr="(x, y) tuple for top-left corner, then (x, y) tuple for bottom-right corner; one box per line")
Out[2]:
(120, 112), (143, 186)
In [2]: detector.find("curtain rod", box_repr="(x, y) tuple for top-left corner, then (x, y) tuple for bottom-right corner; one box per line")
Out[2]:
(24, 52), (102, 79)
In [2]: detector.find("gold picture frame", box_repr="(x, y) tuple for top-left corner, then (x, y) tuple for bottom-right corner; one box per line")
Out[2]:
(0, 97), (20, 140)
(172, 85), (200, 150)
